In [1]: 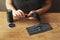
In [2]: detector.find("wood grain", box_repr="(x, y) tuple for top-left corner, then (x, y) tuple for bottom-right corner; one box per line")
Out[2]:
(0, 12), (60, 40)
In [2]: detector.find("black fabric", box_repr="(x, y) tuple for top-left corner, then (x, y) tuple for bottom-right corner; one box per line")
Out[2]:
(13, 0), (46, 14)
(29, 12), (40, 21)
(25, 12), (40, 21)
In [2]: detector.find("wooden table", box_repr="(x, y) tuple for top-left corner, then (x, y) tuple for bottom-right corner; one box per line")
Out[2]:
(0, 12), (60, 40)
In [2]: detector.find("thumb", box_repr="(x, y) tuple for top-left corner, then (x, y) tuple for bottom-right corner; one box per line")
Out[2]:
(28, 11), (34, 16)
(28, 13), (32, 16)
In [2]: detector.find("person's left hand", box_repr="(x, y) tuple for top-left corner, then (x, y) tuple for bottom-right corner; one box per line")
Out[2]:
(28, 10), (36, 16)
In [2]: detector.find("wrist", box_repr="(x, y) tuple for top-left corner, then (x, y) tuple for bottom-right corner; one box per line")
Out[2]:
(35, 10), (40, 13)
(12, 9), (16, 12)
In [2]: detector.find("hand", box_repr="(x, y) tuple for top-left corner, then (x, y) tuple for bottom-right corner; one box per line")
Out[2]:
(12, 9), (25, 18)
(28, 10), (36, 17)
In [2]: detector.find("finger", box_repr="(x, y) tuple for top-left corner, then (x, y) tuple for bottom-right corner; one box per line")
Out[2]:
(13, 13), (17, 18)
(19, 11), (24, 17)
(12, 11), (16, 17)
(15, 11), (20, 18)
(28, 11), (35, 16)
(21, 12), (25, 17)
(28, 13), (32, 16)
(17, 11), (22, 18)
(15, 13), (19, 18)
(18, 10), (24, 17)
(28, 11), (33, 16)
(16, 11), (20, 17)
(18, 10), (25, 17)
(18, 11), (23, 18)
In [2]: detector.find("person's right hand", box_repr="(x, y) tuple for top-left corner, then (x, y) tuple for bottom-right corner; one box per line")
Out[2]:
(12, 9), (25, 18)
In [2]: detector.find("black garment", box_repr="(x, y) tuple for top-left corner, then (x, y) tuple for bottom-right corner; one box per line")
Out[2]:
(25, 12), (40, 21)
(13, 0), (46, 14)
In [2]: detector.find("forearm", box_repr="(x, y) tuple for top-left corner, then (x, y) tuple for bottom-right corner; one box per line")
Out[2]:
(6, 0), (16, 11)
(36, 4), (51, 14)
(6, 4), (16, 11)
(36, 0), (51, 14)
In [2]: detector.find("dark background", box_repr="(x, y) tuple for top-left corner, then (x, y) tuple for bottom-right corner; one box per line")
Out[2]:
(0, 0), (60, 12)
